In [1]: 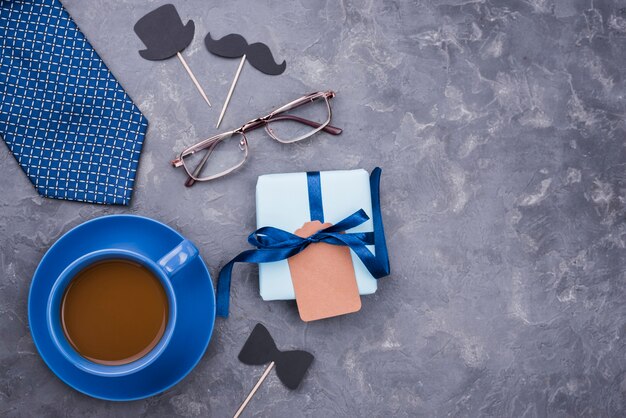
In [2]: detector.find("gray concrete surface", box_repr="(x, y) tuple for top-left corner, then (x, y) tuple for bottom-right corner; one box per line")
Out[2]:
(2, 0), (626, 416)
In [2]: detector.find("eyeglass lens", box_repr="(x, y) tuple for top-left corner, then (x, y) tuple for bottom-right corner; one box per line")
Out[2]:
(266, 95), (331, 143)
(182, 132), (246, 180)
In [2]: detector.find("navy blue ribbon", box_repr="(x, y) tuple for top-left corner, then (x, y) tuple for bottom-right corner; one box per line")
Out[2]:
(216, 167), (390, 317)
(306, 171), (325, 222)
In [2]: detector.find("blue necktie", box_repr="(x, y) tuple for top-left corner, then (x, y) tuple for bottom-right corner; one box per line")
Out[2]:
(0, 0), (148, 205)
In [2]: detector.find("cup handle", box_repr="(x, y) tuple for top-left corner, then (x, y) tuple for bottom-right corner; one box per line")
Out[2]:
(157, 239), (199, 277)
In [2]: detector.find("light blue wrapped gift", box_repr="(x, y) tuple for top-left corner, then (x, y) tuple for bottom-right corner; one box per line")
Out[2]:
(215, 167), (390, 316)
(257, 168), (380, 300)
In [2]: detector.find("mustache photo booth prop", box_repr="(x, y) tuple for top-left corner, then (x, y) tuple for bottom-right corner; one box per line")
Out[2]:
(233, 323), (313, 418)
(205, 33), (287, 75)
(134, 4), (212, 108)
(205, 33), (287, 128)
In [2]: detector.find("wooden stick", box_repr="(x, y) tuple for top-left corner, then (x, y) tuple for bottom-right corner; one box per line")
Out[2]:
(177, 52), (211, 108)
(233, 361), (275, 418)
(216, 54), (246, 129)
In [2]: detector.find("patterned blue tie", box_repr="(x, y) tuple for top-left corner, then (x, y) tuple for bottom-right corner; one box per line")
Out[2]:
(0, 0), (148, 205)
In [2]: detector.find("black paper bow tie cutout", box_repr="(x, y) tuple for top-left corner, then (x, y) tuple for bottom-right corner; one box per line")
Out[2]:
(205, 33), (286, 76)
(239, 323), (314, 390)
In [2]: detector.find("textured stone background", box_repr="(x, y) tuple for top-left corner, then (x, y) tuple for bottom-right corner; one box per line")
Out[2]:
(2, 0), (626, 416)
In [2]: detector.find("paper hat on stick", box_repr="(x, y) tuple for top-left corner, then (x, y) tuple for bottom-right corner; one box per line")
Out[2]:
(134, 4), (211, 107)
(233, 324), (313, 418)
(134, 4), (194, 60)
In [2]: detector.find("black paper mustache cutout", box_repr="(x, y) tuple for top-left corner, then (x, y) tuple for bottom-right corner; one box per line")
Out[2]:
(205, 33), (287, 76)
(239, 323), (313, 389)
(134, 4), (194, 61)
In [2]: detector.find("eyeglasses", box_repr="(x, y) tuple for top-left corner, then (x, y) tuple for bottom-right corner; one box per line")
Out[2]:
(171, 91), (342, 185)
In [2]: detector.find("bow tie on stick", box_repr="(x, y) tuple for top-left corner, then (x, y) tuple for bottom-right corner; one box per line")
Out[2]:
(233, 324), (314, 418)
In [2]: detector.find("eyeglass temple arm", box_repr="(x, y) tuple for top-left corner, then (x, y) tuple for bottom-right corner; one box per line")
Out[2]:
(241, 114), (341, 135)
(269, 91), (333, 115)
(184, 140), (219, 187)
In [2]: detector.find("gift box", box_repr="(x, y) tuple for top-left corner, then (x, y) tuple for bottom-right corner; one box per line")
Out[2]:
(256, 169), (378, 300)
(216, 167), (390, 319)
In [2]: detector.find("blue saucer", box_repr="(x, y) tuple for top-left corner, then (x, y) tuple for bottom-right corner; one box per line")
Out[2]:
(28, 215), (216, 401)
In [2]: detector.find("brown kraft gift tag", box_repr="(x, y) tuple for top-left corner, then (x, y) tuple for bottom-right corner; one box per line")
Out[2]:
(287, 220), (361, 321)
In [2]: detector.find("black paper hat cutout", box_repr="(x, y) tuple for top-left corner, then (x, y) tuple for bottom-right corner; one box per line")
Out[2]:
(239, 323), (313, 390)
(134, 4), (194, 61)
(205, 33), (287, 76)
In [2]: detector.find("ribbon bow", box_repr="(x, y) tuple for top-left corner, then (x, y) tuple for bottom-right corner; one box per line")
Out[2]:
(238, 323), (314, 390)
(217, 167), (390, 317)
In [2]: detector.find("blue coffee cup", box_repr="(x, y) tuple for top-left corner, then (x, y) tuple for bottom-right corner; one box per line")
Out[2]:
(46, 239), (198, 378)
